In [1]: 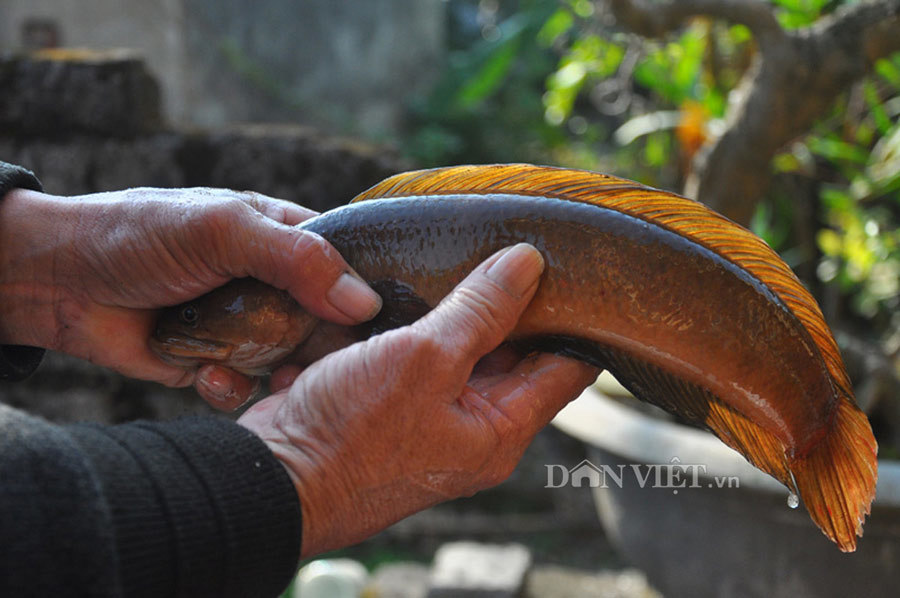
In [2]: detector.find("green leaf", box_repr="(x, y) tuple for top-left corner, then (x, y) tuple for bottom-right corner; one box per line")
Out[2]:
(728, 24), (753, 44)
(817, 229), (843, 256)
(537, 8), (573, 47)
(455, 35), (522, 108)
(773, 151), (802, 173)
(568, 0), (595, 19)
(771, 0), (829, 28)
(807, 135), (870, 165)
(875, 55), (900, 89)
(672, 28), (705, 94)
(820, 186), (854, 213)
(863, 80), (893, 135)
(643, 131), (670, 166)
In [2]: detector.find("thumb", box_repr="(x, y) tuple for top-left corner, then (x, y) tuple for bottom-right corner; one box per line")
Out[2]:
(414, 243), (545, 371)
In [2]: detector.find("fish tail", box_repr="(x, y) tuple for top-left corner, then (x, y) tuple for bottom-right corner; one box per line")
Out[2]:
(790, 396), (878, 552)
(600, 348), (877, 551)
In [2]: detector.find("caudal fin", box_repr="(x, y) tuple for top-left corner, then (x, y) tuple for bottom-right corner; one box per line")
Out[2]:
(790, 397), (878, 551)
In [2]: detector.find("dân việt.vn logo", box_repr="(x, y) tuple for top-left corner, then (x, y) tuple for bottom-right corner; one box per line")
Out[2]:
(545, 457), (740, 494)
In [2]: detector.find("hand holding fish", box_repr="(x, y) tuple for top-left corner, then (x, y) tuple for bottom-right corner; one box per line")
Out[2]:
(0, 186), (381, 407)
(238, 243), (599, 558)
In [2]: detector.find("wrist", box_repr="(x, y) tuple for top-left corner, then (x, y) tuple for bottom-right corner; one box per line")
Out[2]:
(241, 410), (428, 560)
(238, 406), (350, 558)
(0, 187), (74, 349)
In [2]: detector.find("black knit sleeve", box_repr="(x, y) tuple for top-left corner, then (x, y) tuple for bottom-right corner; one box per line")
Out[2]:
(0, 160), (46, 380)
(0, 404), (302, 598)
(0, 161), (42, 195)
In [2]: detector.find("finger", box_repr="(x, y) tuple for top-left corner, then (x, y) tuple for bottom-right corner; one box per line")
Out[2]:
(414, 243), (544, 372)
(239, 191), (318, 226)
(195, 365), (261, 411)
(270, 364), (304, 393)
(475, 353), (600, 437)
(70, 304), (197, 387)
(236, 393), (289, 433)
(227, 210), (382, 325)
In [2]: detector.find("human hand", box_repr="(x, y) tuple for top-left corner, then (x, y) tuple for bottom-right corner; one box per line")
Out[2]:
(0, 187), (381, 408)
(238, 244), (600, 557)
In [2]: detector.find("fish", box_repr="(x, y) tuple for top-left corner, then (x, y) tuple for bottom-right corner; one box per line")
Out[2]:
(151, 164), (877, 552)
(152, 277), (318, 376)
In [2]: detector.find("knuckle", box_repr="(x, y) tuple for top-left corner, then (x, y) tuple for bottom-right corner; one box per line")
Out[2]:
(290, 230), (332, 262)
(186, 195), (264, 262)
(453, 285), (510, 339)
(181, 200), (230, 240)
(212, 196), (257, 227)
(189, 190), (256, 222)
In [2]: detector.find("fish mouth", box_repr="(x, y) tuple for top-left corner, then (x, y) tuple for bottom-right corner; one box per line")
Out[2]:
(149, 334), (234, 367)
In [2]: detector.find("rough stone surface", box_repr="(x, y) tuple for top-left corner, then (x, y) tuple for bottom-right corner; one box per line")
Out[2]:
(0, 0), (444, 132)
(91, 135), (188, 191)
(0, 134), (187, 195)
(427, 542), (532, 598)
(0, 50), (162, 137)
(179, 0), (445, 133)
(1, 126), (403, 211)
(524, 565), (663, 598)
(188, 124), (406, 212)
(366, 562), (430, 598)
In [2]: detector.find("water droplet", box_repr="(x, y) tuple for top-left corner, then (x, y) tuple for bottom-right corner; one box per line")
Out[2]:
(787, 492), (799, 509)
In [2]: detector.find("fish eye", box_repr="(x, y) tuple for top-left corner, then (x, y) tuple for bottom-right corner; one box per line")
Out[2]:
(180, 306), (200, 326)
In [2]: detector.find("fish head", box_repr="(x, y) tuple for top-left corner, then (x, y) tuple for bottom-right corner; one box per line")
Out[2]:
(150, 278), (319, 375)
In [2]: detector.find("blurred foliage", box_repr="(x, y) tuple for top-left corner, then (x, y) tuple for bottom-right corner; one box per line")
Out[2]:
(403, 0), (566, 166)
(405, 0), (899, 346)
(802, 67), (900, 329)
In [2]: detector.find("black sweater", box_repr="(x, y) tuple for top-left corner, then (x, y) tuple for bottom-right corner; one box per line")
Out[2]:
(0, 162), (302, 597)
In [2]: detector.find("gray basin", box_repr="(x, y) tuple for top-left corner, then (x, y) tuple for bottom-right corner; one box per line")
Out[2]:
(552, 382), (900, 598)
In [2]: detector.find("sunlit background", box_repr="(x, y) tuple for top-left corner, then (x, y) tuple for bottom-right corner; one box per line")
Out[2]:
(2, 1), (898, 596)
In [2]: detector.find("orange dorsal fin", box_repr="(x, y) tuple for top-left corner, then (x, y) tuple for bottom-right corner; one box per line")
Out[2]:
(354, 164), (851, 396)
(353, 163), (877, 550)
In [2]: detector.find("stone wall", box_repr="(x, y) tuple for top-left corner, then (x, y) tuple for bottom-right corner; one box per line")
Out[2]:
(0, 50), (405, 209)
(0, 124), (404, 212)
(0, 0), (445, 134)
